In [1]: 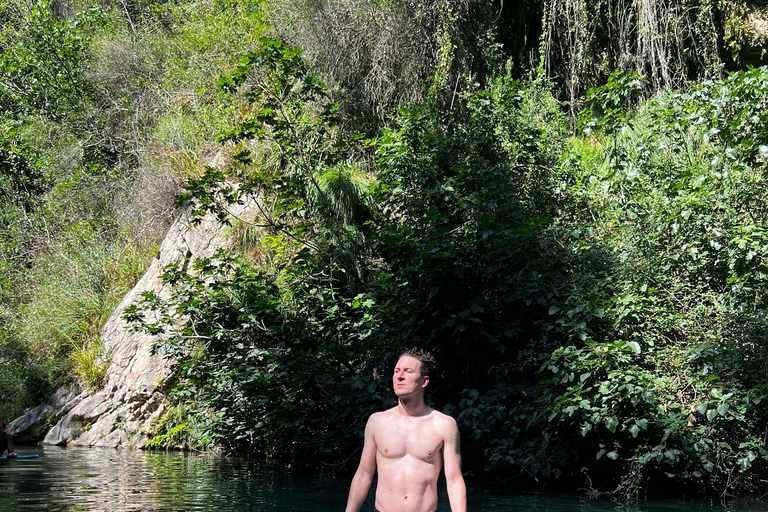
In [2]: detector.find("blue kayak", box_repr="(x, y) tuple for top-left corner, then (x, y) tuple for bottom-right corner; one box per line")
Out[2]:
(0, 455), (39, 460)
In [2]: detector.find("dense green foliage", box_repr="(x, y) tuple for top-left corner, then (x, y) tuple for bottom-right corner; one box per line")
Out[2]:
(0, 0), (264, 418)
(125, 30), (768, 497)
(4, 0), (768, 500)
(532, 67), (768, 497)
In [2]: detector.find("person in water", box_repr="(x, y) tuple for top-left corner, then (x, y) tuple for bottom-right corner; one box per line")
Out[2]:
(345, 349), (467, 512)
(0, 418), (17, 458)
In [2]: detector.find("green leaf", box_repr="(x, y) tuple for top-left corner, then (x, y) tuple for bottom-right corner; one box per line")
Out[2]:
(737, 457), (751, 471)
(605, 416), (619, 433)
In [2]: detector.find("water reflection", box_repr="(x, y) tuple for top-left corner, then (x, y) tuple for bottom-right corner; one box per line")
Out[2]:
(0, 446), (762, 511)
(1, 446), (347, 511)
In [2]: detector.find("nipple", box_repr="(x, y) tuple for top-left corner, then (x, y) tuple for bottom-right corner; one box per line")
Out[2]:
(427, 451), (432, 456)
(384, 448), (388, 452)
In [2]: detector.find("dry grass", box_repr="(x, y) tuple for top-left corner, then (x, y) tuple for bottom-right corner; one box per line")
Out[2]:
(267, 0), (451, 121)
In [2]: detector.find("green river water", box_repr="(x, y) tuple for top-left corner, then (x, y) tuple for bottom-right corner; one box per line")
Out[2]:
(0, 446), (764, 511)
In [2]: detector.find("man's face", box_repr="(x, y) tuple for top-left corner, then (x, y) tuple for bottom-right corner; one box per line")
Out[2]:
(393, 355), (428, 397)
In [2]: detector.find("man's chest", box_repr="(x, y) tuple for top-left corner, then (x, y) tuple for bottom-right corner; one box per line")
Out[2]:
(375, 421), (444, 461)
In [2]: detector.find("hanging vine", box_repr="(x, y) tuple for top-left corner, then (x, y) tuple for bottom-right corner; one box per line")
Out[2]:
(542, 0), (724, 112)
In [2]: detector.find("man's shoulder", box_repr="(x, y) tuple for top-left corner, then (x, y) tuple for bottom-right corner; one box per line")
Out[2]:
(430, 408), (456, 421)
(364, 409), (397, 436)
(368, 408), (396, 423)
(431, 410), (459, 432)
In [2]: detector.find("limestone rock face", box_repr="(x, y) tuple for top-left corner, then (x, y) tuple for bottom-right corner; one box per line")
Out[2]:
(6, 385), (79, 444)
(39, 208), (243, 448)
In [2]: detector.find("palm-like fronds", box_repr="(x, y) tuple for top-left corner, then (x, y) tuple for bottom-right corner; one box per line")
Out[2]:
(310, 161), (375, 226)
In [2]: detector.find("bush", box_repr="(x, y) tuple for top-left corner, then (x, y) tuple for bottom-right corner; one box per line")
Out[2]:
(126, 41), (573, 466)
(69, 337), (110, 394)
(533, 67), (768, 497)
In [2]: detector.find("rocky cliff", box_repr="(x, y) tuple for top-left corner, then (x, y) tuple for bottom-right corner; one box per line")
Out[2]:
(8, 206), (246, 448)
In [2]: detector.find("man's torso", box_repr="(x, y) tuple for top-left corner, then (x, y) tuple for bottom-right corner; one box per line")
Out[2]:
(372, 408), (446, 512)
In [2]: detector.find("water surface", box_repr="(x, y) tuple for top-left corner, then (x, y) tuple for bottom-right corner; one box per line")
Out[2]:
(0, 446), (762, 511)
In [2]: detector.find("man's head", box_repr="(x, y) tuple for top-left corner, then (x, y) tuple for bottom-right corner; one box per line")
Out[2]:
(398, 348), (435, 378)
(393, 348), (435, 398)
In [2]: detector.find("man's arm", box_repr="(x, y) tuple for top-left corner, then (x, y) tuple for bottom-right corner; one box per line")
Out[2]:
(442, 416), (467, 512)
(345, 415), (377, 512)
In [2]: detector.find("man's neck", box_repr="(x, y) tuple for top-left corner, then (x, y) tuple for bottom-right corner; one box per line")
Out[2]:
(397, 396), (430, 417)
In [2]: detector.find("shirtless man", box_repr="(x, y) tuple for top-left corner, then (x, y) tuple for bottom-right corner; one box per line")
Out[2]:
(0, 418), (16, 458)
(345, 349), (467, 512)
